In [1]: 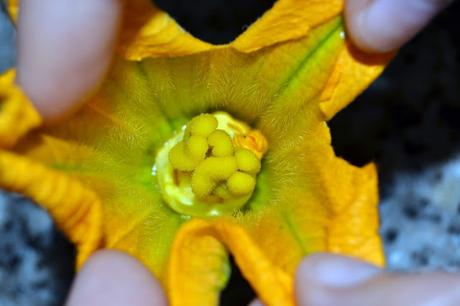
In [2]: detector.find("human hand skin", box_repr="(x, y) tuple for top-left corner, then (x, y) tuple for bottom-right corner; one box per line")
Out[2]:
(65, 251), (167, 306)
(294, 253), (460, 306)
(16, 0), (122, 123)
(345, 0), (453, 53)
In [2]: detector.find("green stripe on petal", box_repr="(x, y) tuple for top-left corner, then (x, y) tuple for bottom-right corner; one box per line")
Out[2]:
(257, 18), (344, 147)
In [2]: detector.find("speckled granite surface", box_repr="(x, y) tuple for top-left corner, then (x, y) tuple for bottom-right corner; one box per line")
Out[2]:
(0, 192), (74, 306)
(0, 1), (460, 305)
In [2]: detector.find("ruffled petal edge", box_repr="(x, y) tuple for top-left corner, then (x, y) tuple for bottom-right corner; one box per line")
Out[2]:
(323, 160), (384, 266)
(0, 150), (103, 267)
(120, 0), (345, 59)
(119, 0), (213, 60)
(168, 219), (294, 306)
(319, 42), (395, 121)
(232, 0), (342, 53)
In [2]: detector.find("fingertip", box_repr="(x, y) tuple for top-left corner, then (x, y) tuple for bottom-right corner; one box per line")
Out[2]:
(295, 253), (381, 306)
(345, 0), (374, 52)
(345, 0), (452, 53)
(296, 253), (381, 288)
(66, 250), (167, 306)
(16, 0), (122, 123)
(296, 254), (460, 306)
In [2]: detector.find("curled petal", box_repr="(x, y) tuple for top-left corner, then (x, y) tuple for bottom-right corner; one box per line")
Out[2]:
(0, 151), (102, 267)
(168, 219), (294, 306)
(319, 43), (395, 120)
(324, 162), (384, 266)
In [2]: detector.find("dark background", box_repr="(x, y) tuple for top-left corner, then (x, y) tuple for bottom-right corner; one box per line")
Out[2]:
(0, 1), (460, 305)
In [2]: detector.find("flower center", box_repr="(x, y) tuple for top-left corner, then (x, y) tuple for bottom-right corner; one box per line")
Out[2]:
(155, 112), (267, 217)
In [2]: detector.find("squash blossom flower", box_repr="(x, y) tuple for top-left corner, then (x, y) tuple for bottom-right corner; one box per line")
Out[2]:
(1, 0), (392, 305)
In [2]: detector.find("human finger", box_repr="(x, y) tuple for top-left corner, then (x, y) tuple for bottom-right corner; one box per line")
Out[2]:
(65, 250), (167, 306)
(345, 0), (453, 53)
(16, 0), (122, 123)
(296, 253), (460, 306)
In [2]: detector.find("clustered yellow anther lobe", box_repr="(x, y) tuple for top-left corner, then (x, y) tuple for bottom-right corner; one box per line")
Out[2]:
(185, 114), (217, 137)
(157, 112), (267, 217)
(227, 172), (256, 196)
(169, 113), (261, 201)
(191, 156), (237, 198)
(208, 130), (233, 157)
(234, 148), (261, 174)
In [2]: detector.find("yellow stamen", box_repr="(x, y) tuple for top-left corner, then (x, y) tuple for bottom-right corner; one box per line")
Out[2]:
(186, 114), (218, 137)
(235, 148), (261, 175)
(156, 112), (268, 217)
(208, 130), (234, 157)
(169, 135), (208, 171)
(227, 172), (256, 196)
(187, 135), (209, 159)
(192, 156), (237, 198)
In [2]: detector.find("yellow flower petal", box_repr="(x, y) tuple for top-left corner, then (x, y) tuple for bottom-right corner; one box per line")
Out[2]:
(232, 0), (342, 52)
(320, 43), (395, 120)
(119, 0), (213, 60)
(0, 150), (102, 267)
(6, 0), (19, 22)
(168, 219), (294, 306)
(12, 131), (183, 277)
(120, 0), (343, 59)
(325, 162), (384, 265)
(0, 69), (42, 148)
(241, 143), (382, 275)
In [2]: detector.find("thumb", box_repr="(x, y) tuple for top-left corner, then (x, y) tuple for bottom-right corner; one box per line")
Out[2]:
(65, 250), (167, 306)
(296, 253), (460, 306)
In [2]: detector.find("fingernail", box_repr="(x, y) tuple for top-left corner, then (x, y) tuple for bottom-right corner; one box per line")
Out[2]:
(297, 253), (381, 288)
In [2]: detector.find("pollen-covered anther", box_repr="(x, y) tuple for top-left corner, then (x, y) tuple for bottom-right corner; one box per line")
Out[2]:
(168, 113), (265, 201)
(208, 130), (233, 157)
(159, 112), (267, 216)
(191, 156), (237, 198)
(169, 135), (208, 171)
(185, 114), (218, 137)
(235, 148), (261, 175)
(227, 172), (256, 196)
(169, 114), (219, 171)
